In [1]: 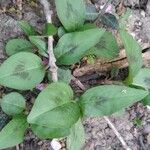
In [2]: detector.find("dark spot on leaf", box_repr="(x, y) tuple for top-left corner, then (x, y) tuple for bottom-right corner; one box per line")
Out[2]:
(95, 39), (106, 49)
(100, 13), (119, 29)
(144, 78), (150, 87)
(13, 61), (29, 79)
(62, 44), (78, 56)
(54, 95), (62, 105)
(69, 45), (78, 54)
(90, 96), (107, 106)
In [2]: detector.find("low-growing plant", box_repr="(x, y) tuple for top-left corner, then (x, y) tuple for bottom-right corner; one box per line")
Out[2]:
(0, 0), (149, 149)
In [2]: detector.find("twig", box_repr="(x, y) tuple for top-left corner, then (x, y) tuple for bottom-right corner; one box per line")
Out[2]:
(16, 0), (23, 19)
(73, 49), (150, 77)
(104, 116), (132, 150)
(16, 145), (19, 150)
(71, 76), (86, 91)
(73, 77), (131, 150)
(39, 0), (58, 82)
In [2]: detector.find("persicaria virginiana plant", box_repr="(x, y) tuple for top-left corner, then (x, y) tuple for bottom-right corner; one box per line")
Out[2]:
(0, 0), (149, 149)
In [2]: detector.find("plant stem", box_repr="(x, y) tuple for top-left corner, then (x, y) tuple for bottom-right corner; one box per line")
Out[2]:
(39, 0), (58, 82)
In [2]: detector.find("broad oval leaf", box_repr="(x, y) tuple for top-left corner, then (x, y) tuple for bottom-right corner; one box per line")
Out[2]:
(92, 31), (119, 59)
(0, 52), (45, 90)
(67, 119), (85, 150)
(27, 82), (80, 128)
(0, 115), (28, 149)
(54, 28), (106, 65)
(1, 92), (26, 116)
(132, 68), (150, 89)
(18, 20), (37, 36)
(120, 30), (143, 83)
(5, 39), (33, 56)
(55, 0), (86, 31)
(79, 85), (148, 117)
(100, 13), (119, 29)
(31, 125), (70, 139)
(29, 36), (48, 57)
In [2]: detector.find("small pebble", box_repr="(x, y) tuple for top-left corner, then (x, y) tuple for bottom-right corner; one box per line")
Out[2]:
(143, 124), (150, 134)
(147, 133), (150, 144)
(51, 139), (62, 150)
(141, 10), (146, 17)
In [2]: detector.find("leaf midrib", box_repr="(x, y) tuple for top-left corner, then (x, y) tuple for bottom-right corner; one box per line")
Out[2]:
(0, 120), (27, 148)
(28, 102), (73, 124)
(0, 66), (44, 80)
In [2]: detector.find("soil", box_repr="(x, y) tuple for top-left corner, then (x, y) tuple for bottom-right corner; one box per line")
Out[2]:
(0, 0), (150, 150)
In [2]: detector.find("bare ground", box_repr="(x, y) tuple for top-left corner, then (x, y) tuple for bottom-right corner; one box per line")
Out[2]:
(0, 0), (150, 149)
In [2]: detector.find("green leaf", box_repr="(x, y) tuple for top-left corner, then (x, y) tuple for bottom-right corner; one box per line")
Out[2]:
(43, 23), (57, 36)
(48, 68), (72, 84)
(58, 27), (66, 38)
(27, 82), (80, 128)
(132, 68), (150, 89)
(100, 13), (119, 29)
(56, 68), (72, 83)
(142, 93), (150, 106)
(0, 52), (45, 90)
(29, 36), (48, 57)
(31, 125), (70, 139)
(86, 3), (98, 21)
(79, 23), (97, 31)
(79, 85), (148, 117)
(1, 92), (26, 116)
(119, 8), (132, 29)
(67, 119), (85, 150)
(92, 31), (119, 59)
(54, 28), (106, 65)
(18, 21), (37, 36)
(5, 39), (33, 56)
(0, 115), (28, 149)
(120, 30), (143, 83)
(29, 102), (80, 128)
(55, 0), (86, 31)
(133, 117), (142, 126)
(87, 55), (95, 64)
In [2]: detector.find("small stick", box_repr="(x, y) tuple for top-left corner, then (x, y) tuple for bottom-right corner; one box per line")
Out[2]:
(16, 145), (20, 150)
(71, 76), (86, 91)
(39, 0), (58, 82)
(104, 116), (132, 150)
(16, 0), (23, 19)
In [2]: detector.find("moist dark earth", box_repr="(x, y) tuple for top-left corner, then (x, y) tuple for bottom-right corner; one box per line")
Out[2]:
(0, 0), (150, 150)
